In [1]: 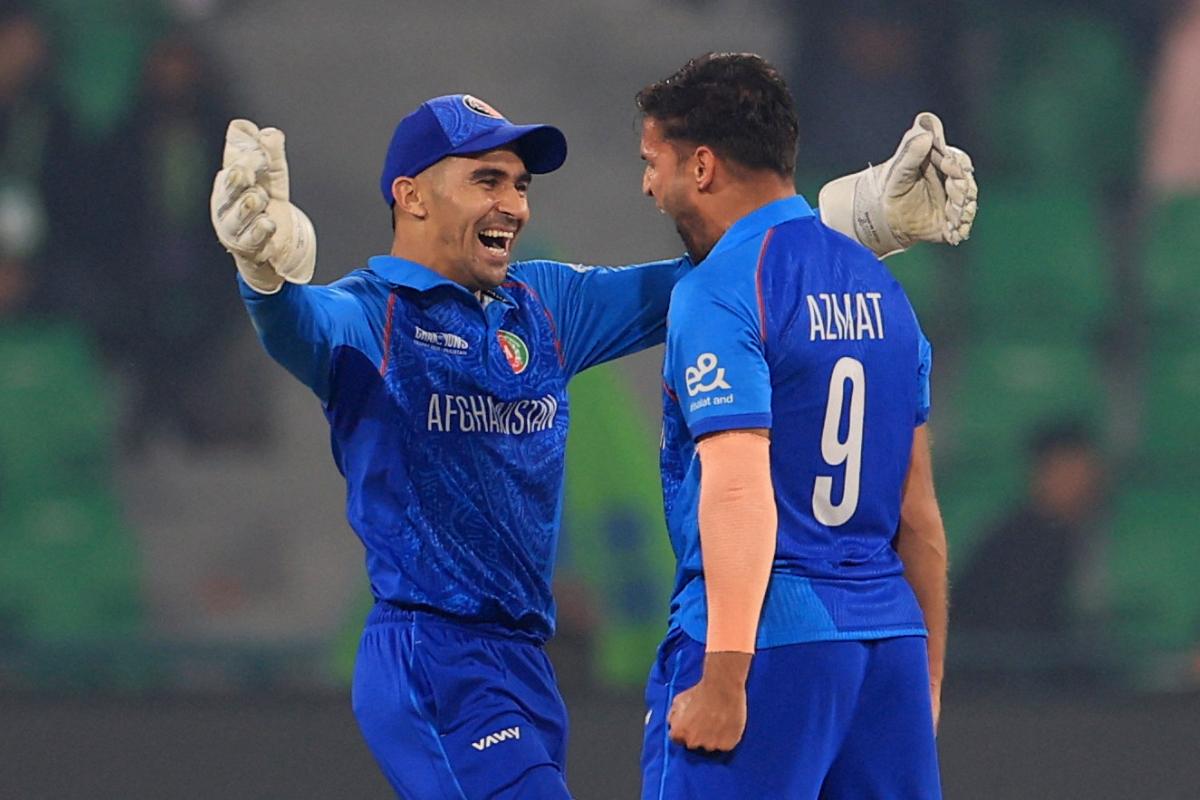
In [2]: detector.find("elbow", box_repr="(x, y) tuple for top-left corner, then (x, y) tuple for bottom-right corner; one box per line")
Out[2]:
(896, 509), (948, 565)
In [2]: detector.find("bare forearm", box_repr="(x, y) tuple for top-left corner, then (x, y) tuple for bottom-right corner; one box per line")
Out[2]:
(897, 425), (948, 697)
(696, 431), (776, 655)
(897, 519), (948, 687)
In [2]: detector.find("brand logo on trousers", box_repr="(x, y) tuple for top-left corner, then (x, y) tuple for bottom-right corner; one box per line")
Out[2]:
(472, 725), (521, 751)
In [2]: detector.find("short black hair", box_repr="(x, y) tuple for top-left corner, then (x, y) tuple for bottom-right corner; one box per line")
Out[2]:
(636, 52), (798, 178)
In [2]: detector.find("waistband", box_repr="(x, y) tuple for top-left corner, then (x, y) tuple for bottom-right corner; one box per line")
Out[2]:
(366, 600), (548, 645)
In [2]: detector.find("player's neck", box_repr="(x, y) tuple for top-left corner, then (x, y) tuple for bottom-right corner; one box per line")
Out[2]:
(389, 233), (458, 283)
(690, 178), (795, 261)
(715, 178), (796, 232)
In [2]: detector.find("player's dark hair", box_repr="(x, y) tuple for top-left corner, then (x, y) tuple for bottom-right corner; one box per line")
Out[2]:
(636, 52), (799, 178)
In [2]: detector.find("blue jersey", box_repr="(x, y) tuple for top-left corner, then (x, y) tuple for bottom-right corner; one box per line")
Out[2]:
(242, 254), (686, 643)
(660, 195), (932, 648)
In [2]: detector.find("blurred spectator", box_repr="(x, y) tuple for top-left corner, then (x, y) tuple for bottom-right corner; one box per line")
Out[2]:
(953, 421), (1108, 645)
(1143, 0), (1200, 197)
(0, 1), (76, 312)
(0, 1), (131, 358)
(31, 0), (171, 139)
(102, 31), (269, 450)
(788, 1), (964, 181)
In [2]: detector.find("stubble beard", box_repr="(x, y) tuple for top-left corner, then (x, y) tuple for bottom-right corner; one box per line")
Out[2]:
(674, 208), (714, 263)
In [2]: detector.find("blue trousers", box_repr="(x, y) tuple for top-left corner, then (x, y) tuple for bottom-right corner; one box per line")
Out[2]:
(352, 604), (572, 799)
(641, 629), (941, 799)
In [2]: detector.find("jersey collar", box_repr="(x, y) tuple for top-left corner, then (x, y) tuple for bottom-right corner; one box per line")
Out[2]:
(704, 194), (814, 262)
(368, 255), (515, 305)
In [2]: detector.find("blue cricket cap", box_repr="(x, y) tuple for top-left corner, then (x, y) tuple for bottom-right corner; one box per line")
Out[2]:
(379, 94), (568, 205)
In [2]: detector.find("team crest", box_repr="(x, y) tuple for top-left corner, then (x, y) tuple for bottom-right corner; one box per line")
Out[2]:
(497, 330), (530, 374)
(463, 95), (504, 119)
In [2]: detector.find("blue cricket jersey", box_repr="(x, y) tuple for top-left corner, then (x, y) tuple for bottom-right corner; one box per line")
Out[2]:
(660, 195), (933, 648)
(242, 255), (686, 643)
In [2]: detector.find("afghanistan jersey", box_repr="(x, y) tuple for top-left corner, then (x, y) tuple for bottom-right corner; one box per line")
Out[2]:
(660, 195), (933, 648)
(242, 254), (686, 643)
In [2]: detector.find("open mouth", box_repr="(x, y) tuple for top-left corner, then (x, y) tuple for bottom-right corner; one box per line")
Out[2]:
(478, 228), (515, 258)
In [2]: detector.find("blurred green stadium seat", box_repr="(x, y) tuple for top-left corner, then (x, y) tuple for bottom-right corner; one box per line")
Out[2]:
(953, 341), (1105, 463)
(0, 323), (142, 645)
(1142, 194), (1200, 342)
(1108, 488), (1200, 656)
(884, 245), (941, 324)
(964, 187), (1111, 340)
(978, 12), (1139, 191)
(0, 492), (142, 641)
(0, 323), (116, 499)
(1139, 347), (1200, 473)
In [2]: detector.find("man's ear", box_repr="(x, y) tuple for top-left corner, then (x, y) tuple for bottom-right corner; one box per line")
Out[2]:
(393, 176), (427, 220)
(694, 146), (717, 192)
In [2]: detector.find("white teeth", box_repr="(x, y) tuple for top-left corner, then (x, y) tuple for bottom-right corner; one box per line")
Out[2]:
(479, 228), (513, 256)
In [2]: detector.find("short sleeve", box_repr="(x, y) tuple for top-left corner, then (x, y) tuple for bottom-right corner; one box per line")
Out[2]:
(666, 274), (772, 440)
(916, 330), (933, 426)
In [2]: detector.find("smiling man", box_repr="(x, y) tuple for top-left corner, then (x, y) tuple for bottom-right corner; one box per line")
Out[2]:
(209, 91), (973, 798)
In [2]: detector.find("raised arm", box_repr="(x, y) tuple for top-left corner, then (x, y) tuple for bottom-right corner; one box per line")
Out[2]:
(210, 120), (316, 294)
(819, 112), (978, 258)
(212, 120), (384, 403)
(512, 116), (975, 376)
(239, 276), (385, 403)
(510, 257), (691, 376)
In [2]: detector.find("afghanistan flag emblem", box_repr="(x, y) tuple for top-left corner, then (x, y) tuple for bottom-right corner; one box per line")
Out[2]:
(497, 330), (530, 374)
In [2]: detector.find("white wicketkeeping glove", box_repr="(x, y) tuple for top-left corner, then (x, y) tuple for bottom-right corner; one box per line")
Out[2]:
(818, 112), (977, 258)
(210, 119), (316, 294)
